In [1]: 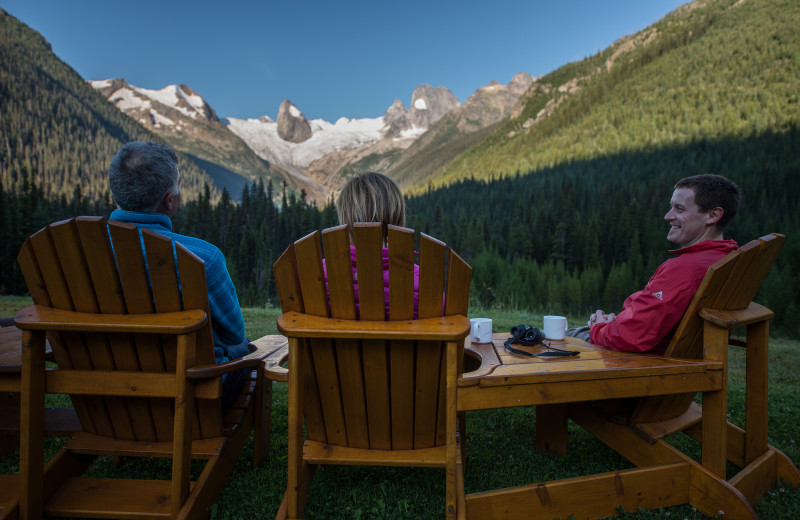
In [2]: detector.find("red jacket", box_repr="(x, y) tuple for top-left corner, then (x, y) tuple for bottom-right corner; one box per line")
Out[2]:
(590, 239), (738, 354)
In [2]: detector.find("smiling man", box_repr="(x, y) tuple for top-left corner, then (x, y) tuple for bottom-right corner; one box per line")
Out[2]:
(568, 174), (741, 354)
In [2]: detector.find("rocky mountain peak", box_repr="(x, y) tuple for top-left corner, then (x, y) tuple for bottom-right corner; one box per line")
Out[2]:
(175, 84), (218, 122)
(91, 77), (129, 98)
(408, 85), (460, 128)
(383, 99), (407, 125)
(277, 99), (313, 143)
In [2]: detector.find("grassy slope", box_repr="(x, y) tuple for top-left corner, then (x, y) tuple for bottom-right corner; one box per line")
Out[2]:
(418, 0), (800, 192)
(1, 296), (798, 519)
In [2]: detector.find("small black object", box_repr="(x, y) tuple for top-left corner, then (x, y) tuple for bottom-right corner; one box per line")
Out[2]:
(504, 323), (579, 357)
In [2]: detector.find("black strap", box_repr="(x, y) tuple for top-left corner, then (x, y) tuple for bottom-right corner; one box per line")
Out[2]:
(503, 324), (580, 357)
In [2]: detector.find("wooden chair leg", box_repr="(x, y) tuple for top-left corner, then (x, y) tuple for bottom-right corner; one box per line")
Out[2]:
(536, 404), (568, 455)
(254, 368), (272, 467)
(287, 338), (304, 520)
(744, 320), (769, 463)
(19, 330), (46, 520)
(702, 324), (729, 478)
(0, 392), (20, 457)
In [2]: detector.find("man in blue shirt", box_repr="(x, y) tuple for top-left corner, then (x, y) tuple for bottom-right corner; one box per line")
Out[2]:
(108, 141), (249, 410)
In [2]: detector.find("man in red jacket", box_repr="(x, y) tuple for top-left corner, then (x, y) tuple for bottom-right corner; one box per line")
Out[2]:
(569, 174), (741, 354)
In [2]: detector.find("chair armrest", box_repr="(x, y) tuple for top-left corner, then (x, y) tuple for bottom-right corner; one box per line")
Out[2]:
(277, 311), (470, 341)
(185, 357), (264, 380)
(263, 344), (288, 382)
(14, 305), (207, 334)
(699, 302), (774, 330)
(249, 334), (289, 382)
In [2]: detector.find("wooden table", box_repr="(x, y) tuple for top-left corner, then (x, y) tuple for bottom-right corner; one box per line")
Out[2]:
(459, 332), (720, 411)
(1, 325), (26, 455)
(0, 326), (71, 457)
(457, 332), (725, 517)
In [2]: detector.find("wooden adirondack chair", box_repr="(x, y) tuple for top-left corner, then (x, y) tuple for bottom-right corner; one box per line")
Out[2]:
(272, 223), (471, 520)
(526, 232), (800, 518)
(8, 216), (271, 520)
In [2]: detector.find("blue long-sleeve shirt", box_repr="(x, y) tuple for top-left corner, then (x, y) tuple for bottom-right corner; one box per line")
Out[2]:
(109, 210), (248, 364)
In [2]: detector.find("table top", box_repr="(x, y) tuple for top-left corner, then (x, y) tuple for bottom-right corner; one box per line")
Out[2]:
(0, 325), (53, 369)
(0, 325), (25, 368)
(458, 332), (721, 411)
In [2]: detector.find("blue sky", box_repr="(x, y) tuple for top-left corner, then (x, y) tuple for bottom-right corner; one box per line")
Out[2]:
(2, 0), (688, 122)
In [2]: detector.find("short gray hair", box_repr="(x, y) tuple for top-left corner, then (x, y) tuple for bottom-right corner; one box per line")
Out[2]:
(108, 141), (180, 212)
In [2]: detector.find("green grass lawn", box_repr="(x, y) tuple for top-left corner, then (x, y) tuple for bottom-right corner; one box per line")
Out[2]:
(1, 297), (798, 519)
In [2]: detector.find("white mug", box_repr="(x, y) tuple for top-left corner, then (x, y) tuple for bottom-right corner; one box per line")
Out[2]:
(470, 318), (492, 344)
(543, 315), (567, 340)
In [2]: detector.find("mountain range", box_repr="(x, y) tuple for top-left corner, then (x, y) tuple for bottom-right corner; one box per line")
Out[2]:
(91, 74), (533, 203)
(2, 0), (799, 208)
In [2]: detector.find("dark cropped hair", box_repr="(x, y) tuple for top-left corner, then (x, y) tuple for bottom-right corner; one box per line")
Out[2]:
(108, 141), (180, 212)
(674, 174), (741, 230)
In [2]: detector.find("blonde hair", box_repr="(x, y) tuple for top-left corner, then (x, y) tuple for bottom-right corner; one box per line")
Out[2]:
(336, 172), (405, 243)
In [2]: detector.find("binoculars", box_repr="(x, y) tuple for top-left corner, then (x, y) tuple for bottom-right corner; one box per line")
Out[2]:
(509, 324), (546, 345)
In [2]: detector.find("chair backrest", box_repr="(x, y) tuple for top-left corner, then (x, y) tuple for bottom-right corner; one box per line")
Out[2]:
(16, 216), (222, 441)
(273, 223), (471, 449)
(631, 233), (785, 424)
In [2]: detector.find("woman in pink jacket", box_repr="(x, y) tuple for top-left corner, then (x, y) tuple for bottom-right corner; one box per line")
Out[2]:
(327, 172), (420, 319)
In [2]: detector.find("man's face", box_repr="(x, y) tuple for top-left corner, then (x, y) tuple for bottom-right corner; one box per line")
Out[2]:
(664, 187), (713, 248)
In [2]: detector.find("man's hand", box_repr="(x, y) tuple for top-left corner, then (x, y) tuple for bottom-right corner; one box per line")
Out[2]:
(589, 309), (616, 327)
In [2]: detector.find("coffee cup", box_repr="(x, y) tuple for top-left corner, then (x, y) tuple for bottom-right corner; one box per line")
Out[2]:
(469, 318), (492, 344)
(543, 315), (567, 340)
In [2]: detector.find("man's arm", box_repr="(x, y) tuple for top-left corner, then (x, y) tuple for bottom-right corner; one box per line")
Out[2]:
(204, 250), (247, 357)
(589, 263), (696, 353)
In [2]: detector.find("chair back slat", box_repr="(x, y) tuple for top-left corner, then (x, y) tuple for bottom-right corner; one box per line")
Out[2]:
(29, 223), (74, 311)
(387, 226), (416, 448)
(273, 245), (304, 314)
(21, 222), (98, 433)
(143, 231), (182, 373)
(663, 249), (739, 360)
(290, 231), (336, 444)
(728, 234), (784, 308)
(353, 224), (385, 321)
(414, 233), (448, 448)
(351, 225), (393, 448)
(294, 231), (329, 318)
(445, 250), (472, 318)
(17, 239), (52, 307)
(108, 221), (172, 440)
(388, 226), (416, 321)
(322, 227), (369, 447)
(632, 234), (785, 425)
(177, 244), (222, 438)
(708, 239), (761, 309)
(417, 234), (446, 319)
(73, 218), (140, 440)
(47, 220), (119, 438)
(322, 226), (357, 320)
(310, 337), (349, 445)
(389, 338), (415, 449)
(275, 225), (471, 452)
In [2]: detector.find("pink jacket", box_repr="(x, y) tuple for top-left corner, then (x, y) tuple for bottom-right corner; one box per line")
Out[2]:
(590, 239), (738, 354)
(324, 245), (420, 320)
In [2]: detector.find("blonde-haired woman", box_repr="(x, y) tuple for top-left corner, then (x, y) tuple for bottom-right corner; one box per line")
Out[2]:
(329, 171), (419, 318)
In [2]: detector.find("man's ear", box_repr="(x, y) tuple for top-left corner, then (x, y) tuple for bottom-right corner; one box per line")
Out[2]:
(706, 207), (724, 225)
(157, 191), (176, 215)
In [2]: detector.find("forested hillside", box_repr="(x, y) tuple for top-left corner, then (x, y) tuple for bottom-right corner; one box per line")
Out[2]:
(0, 9), (218, 202)
(405, 128), (799, 335)
(424, 0), (799, 190)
